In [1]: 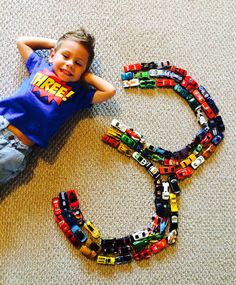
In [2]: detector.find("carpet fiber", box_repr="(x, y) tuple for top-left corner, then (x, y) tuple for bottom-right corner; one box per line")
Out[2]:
(0, 1), (236, 284)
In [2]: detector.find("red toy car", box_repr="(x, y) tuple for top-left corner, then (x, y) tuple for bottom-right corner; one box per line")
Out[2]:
(67, 189), (79, 209)
(180, 76), (199, 92)
(156, 79), (175, 87)
(52, 197), (62, 216)
(150, 239), (168, 254)
(170, 66), (187, 76)
(55, 214), (70, 233)
(201, 102), (215, 119)
(101, 134), (120, 148)
(133, 249), (151, 261)
(125, 129), (145, 143)
(200, 132), (213, 148)
(175, 166), (193, 180)
(163, 158), (180, 166)
(192, 89), (206, 104)
(159, 166), (176, 175)
(123, 63), (142, 72)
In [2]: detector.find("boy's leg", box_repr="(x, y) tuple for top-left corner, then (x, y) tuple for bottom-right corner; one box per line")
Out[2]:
(0, 116), (31, 185)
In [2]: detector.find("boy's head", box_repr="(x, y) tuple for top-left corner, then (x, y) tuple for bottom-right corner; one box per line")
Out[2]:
(49, 28), (95, 82)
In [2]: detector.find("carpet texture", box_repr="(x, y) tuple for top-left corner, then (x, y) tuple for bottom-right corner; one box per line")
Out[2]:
(0, 1), (236, 285)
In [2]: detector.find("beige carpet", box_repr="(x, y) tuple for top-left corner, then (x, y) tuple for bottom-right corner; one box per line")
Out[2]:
(0, 1), (236, 284)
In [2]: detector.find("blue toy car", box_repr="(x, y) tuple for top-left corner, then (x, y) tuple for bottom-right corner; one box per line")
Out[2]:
(71, 225), (87, 243)
(121, 72), (133, 81)
(211, 133), (224, 146)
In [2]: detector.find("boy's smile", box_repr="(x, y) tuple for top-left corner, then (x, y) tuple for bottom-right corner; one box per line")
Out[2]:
(49, 39), (89, 82)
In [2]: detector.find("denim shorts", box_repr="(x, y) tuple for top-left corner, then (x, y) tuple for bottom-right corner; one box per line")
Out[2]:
(0, 116), (31, 185)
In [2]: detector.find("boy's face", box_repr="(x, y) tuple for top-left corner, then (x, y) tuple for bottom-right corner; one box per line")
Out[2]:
(49, 39), (89, 82)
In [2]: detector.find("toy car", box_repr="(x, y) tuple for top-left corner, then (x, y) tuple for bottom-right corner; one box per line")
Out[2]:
(132, 238), (149, 252)
(84, 220), (100, 239)
(154, 179), (163, 201)
(159, 217), (169, 234)
(174, 84), (189, 99)
(168, 71), (183, 83)
(169, 193), (178, 212)
(52, 197), (62, 216)
(101, 134), (120, 148)
(135, 71), (150, 80)
(149, 69), (168, 78)
(117, 143), (133, 157)
(133, 249), (151, 261)
(149, 214), (160, 232)
(141, 61), (157, 70)
(180, 76), (199, 92)
(200, 132), (213, 147)
(173, 145), (191, 159)
(115, 253), (132, 264)
(201, 101), (215, 119)
(186, 94), (201, 111)
(193, 144), (203, 156)
(180, 154), (196, 168)
(211, 133), (224, 146)
(156, 78), (175, 87)
(155, 201), (170, 217)
(101, 238), (116, 254)
(106, 128), (122, 140)
(121, 134), (139, 150)
(71, 225), (87, 243)
(167, 229), (178, 245)
(198, 85), (219, 115)
(196, 108), (207, 126)
(59, 192), (69, 211)
(97, 255), (116, 265)
(159, 166), (176, 175)
(175, 166), (193, 180)
(139, 79), (156, 88)
(80, 244), (97, 258)
(122, 78), (139, 88)
(168, 175), (181, 194)
(65, 229), (80, 246)
(169, 214), (178, 232)
(170, 66), (187, 76)
(192, 89), (206, 104)
(202, 143), (216, 159)
(121, 72), (133, 81)
(146, 163), (160, 179)
(55, 214), (70, 233)
(155, 60), (172, 69)
(132, 230), (149, 241)
(132, 152), (148, 166)
(163, 158), (179, 167)
(70, 208), (84, 225)
(67, 189), (79, 209)
(209, 116), (225, 133)
(150, 239), (168, 254)
(123, 63), (142, 72)
(111, 119), (128, 133)
(162, 182), (170, 200)
(126, 129), (145, 143)
(191, 155), (205, 169)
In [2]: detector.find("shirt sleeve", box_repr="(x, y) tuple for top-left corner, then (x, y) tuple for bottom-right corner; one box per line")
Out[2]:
(25, 52), (44, 74)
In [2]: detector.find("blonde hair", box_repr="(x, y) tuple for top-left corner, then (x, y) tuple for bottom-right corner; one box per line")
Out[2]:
(55, 28), (95, 69)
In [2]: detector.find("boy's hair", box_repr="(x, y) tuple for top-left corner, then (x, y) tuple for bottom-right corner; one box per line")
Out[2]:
(55, 28), (95, 69)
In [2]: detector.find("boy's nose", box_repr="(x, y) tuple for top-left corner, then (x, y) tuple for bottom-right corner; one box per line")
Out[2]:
(66, 59), (73, 66)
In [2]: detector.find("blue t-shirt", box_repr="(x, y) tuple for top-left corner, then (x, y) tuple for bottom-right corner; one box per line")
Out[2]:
(0, 52), (95, 147)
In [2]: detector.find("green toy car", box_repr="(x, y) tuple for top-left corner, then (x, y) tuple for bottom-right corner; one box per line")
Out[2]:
(135, 71), (150, 80)
(139, 79), (156, 88)
(121, 134), (138, 149)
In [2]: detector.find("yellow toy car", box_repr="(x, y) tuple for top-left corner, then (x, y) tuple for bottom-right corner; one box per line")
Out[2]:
(180, 154), (196, 168)
(79, 238), (100, 258)
(106, 128), (122, 140)
(169, 193), (178, 213)
(117, 142), (133, 157)
(84, 220), (100, 239)
(97, 255), (116, 265)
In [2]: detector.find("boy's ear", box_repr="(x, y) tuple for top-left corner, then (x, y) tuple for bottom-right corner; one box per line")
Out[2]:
(48, 48), (55, 63)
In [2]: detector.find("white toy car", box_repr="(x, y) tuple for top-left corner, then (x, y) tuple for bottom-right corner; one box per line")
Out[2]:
(162, 182), (170, 200)
(132, 230), (149, 241)
(191, 155), (205, 169)
(122, 78), (139, 88)
(132, 152), (148, 166)
(149, 69), (166, 77)
(111, 119), (128, 133)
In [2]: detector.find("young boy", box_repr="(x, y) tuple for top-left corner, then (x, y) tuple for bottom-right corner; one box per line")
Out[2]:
(0, 28), (116, 185)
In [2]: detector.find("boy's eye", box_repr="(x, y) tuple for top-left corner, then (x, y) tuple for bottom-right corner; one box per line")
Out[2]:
(76, 62), (82, 66)
(63, 54), (69, 59)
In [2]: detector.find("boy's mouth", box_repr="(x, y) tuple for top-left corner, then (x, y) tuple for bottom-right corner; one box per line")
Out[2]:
(60, 68), (73, 77)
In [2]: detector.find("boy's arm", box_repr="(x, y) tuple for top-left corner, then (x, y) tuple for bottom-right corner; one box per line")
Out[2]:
(16, 37), (56, 62)
(82, 72), (116, 104)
